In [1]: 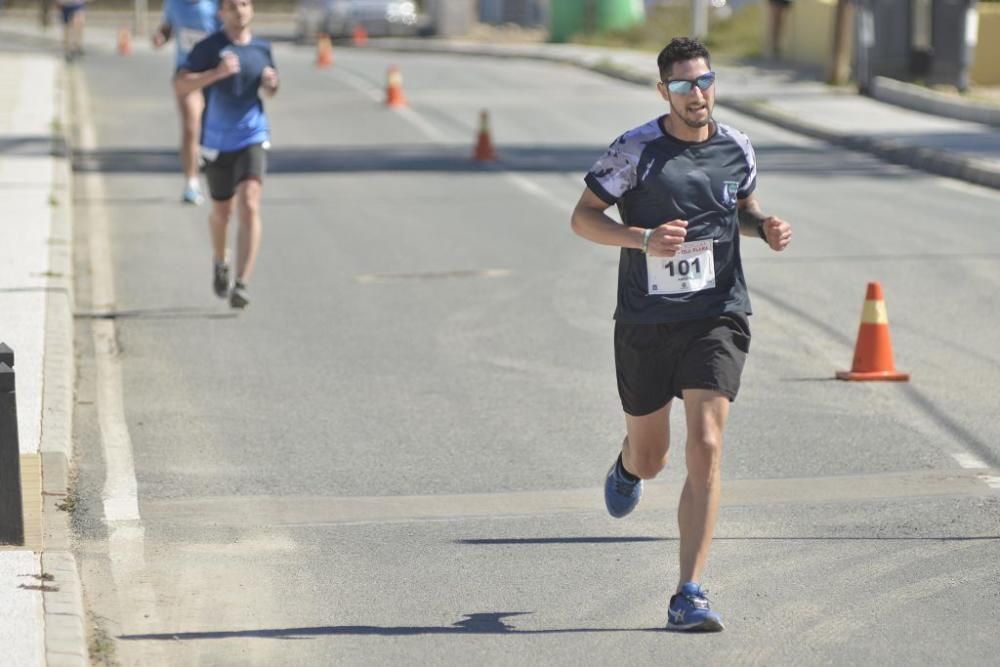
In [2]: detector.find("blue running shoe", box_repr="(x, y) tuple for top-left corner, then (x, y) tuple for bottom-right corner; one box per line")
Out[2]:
(667, 582), (724, 632)
(182, 184), (204, 206)
(604, 455), (642, 518)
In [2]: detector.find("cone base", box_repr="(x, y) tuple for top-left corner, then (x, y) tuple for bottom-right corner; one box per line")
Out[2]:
(835, 370), (910, 382)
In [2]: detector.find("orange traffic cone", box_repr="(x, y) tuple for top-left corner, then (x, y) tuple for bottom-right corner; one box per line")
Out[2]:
(473, 110), (497, 161)
(352, 24), (368, 46)
(117, 25), (133, 56)
(836, 282), (910, 381)
(316, 34), (333, 68)
(385, 66), (407, 108)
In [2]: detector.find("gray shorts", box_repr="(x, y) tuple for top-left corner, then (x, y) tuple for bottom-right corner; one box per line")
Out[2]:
(203, 143), (267, 201)
(614, 312), (751, 416)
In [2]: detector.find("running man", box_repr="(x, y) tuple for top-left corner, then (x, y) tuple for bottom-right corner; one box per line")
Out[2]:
(570, 37), (792, 632)
(174, 0), (278, 309)
(55, 0), (86, 61)
(152, 0), (220, 205)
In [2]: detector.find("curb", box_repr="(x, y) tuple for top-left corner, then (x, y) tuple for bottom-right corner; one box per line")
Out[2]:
(41, 552), (88, 667)
(367, 38), (1000, 192)
(41, 57), (88, 667)
(871, 75), (1000, 128)
(721, 98), (1000, 191)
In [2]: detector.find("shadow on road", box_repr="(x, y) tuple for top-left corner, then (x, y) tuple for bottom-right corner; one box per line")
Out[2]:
(74, 307), (239, 321)
(119, 612), (664, 640)
(457, 535), (1000, 545)
(71, 144), (921, 179)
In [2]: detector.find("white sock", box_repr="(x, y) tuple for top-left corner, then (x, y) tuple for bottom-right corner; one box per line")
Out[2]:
(187, 177), (200, 190)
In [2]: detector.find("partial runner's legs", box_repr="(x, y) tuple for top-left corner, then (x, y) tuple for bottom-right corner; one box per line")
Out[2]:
(677, 388), (729, 589)
(176, 90), (205, 203)
(209, 197), (233, 265)
(235, 177), (262, 285)
(62, 6), (85, 58)
(622, 402), (672, 479)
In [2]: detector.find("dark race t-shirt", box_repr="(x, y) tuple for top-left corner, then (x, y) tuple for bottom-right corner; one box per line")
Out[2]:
(181, 31), (274, 152)
(584, 116), (758, 324)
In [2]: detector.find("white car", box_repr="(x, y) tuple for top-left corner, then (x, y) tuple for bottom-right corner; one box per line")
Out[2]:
(296, 0), (420, 41)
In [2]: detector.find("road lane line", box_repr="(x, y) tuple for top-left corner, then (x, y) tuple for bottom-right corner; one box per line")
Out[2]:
(332, 64), (451, 142)
(72, 66), (168, 658)
(73, 68), (139, 525)
(333, 61), (580, 213)
(952, 453), (988, 469)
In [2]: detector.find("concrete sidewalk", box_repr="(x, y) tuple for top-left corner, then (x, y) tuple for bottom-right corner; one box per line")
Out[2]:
(1, 16), (999, 667)
(0, 26), (86, 667)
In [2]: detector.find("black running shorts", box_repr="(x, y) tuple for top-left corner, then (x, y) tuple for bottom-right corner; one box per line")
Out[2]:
(614, 312), (751, 416)
(203, 143), (267, 201)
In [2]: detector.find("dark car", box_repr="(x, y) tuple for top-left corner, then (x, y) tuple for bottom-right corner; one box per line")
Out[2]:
(296, 0), (421, 41)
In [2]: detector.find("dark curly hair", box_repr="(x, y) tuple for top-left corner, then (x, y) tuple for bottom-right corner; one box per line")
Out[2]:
(657, 37), (711, 81)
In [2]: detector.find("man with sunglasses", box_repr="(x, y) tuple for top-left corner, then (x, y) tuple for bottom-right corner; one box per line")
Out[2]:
(571, 37), (792, 632)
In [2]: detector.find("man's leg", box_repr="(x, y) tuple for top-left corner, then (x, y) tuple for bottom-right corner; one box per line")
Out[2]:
(622, 403), (672, 480)
(70, 9), (85, 54)
(209, 197), (234, 265)
(177, 90), (205, 196)
(677, 388), (729, 588)
(235, 178), (262, 285)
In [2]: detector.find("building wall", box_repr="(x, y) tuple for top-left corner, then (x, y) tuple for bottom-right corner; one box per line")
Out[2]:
(779, 0), (1000, 86)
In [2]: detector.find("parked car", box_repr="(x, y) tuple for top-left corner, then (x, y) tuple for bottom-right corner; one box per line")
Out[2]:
(296, 0), (421, 41)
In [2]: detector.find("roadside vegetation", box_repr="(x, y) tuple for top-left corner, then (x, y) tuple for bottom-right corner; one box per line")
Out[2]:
(570, 2), (764, 63)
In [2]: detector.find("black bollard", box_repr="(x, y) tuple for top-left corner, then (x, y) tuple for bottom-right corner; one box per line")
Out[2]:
(0, 342), (24, 546)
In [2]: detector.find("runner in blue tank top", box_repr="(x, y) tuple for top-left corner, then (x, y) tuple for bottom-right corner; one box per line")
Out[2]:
(175, 0), (278, 309)
(153, 0), (220, 204)
(571, 37), (793, 632)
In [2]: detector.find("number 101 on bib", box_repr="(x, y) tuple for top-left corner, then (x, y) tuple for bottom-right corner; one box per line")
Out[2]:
(646, 239), (716, 296)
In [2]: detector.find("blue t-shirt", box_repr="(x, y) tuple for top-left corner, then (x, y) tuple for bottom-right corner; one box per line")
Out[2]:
(163, 0), (219, 67)
(181, 31), (275, 153)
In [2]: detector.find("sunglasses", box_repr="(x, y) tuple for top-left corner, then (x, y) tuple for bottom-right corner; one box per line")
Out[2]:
(662, 71), (716, 95)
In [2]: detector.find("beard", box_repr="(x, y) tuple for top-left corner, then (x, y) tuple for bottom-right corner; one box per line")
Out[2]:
(670, 98), (713, 129)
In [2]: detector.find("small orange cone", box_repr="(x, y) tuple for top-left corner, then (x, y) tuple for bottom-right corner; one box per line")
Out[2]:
(836, 282), (910, 381)
(473, 110), (497, 161)
(352, 24), (369, 46)
(316, 34), (334, 68)
(117, 25), (133, 56)
(385, 65), (407, 108)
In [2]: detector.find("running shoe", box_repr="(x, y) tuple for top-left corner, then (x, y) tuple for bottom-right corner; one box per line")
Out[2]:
(182, 184), (204, 205)
(213, 261), (230, 298)
(229, 282), (249, 309)
(667, 582), (725, 632)
(604, 455), (642, 518)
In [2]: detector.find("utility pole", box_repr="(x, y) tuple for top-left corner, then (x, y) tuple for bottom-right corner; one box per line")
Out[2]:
(691, 0), (709, 39)
(828, 0), (854, 85)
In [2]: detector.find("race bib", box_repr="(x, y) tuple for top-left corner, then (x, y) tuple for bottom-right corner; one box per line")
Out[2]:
(646, 239), (716, 295)
(178, 28), (208, 52)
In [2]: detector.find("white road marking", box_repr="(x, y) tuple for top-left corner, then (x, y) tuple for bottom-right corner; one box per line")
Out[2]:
(503, 171), (573, 212)
(334, 61), (581, 213)
(72, 67), (166, 657)
(952, 453), (988, 469)
(979, 475), (1000, 489)
(73, 70), (140, 524)
(333, 65), (451, 142)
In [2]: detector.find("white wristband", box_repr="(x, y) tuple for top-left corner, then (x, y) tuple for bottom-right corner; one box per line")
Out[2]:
(640, 228), (653, 254)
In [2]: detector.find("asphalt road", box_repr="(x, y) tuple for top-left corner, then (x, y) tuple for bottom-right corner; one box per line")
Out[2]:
(67, 35), (1000, 666)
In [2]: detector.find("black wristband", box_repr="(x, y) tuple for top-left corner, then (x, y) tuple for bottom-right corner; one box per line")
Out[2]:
(756, 221), (767, 242)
